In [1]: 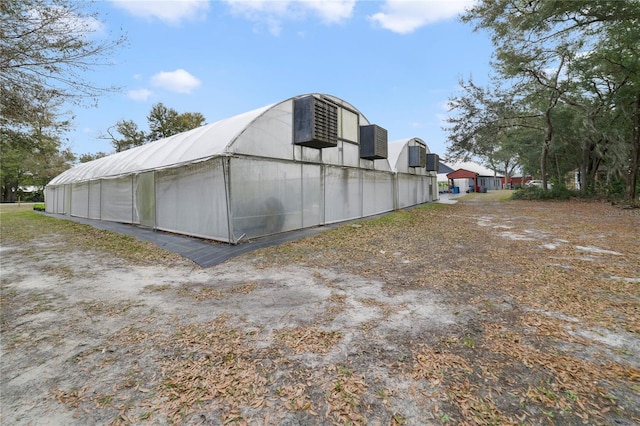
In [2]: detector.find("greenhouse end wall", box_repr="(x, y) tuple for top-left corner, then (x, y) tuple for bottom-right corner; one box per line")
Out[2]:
(45, 158), (234, 243)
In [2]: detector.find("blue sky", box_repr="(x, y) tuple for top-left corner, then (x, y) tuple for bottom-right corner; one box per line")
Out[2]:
(69, 0), (494, 158)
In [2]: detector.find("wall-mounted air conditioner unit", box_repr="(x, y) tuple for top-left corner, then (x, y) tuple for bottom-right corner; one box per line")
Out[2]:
(293, 96), (338, 149)
(408, 145), (426, 168)
(359, 124), (388, 160)
(426, 153), (439, 171)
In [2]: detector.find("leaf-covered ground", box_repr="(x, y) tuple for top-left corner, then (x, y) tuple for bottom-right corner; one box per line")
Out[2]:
(1, 193), (638, 425)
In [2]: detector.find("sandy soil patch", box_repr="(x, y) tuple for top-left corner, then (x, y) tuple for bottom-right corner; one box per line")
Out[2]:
(1, 193), (639, 425)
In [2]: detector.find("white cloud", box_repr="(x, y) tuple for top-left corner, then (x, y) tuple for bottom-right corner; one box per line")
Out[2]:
(303, 0), (356, 24)
(110, 0), (209, 25)
(150, 69), (202, 94)
(127, 88), (153, 101)
(369, 0), (475, 34)
(223, 0), (355, 35)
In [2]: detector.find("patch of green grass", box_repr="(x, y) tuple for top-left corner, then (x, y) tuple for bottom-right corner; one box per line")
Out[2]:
(415, 202), (452, 211)
(497, 192), (514, 201)
(368, 209), (417, 226)
(143, 284), (172, 293)
(457, 189), (514, 202)
(463, 335), (475, 348)
(338, 365), (354, 377)
(565, 390), (578, 400)
(342, 202), (451, 229)
(40, 264), (76, 280)
(537, 386), (558, 401)
(0, 210), (185, 265)
(511, 186), (578, 200)
(392, 412), (407, 425)
(96, 394), (114, 407)
(1, 209), (63, 242)
(139, 412), (153, 420)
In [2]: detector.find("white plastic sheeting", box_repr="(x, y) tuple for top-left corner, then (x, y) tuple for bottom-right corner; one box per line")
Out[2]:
(46, 185), (69, 215)
(363, 170), (394, 216)
(388, 138), (438, 208)
(45, 94), (438, 244)
(88, 181), (101, 220)
(156, 160), (229, 241)
(230, 158), (303, 241)
(70, 182), (89, 218)
(134, 172), (155, 227)
(101, 176), (134, 223)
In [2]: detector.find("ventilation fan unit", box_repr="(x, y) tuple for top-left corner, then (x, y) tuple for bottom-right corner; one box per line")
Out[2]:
(359, 125), (388, 160)
(293, 96), (338, 149)
(408, 145), (426, 168)
(426, 153), (440, 171)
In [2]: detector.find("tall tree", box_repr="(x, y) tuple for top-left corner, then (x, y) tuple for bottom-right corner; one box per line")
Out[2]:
(457, 0), (640, 201)
(446, 78), (542, 173)
(79, 152), (107, 163)
(0, 90), (76, 201)
(1, 0), (125, 199)
(101, 103), (206, 152)
(0, 126), (75, 202)
(1, 0), (125, 128)
(147, 103), (205, 141)
(104, 120), (147, 153)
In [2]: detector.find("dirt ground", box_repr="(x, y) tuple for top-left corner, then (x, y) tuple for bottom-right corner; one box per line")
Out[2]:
(1, 193), (639, 425)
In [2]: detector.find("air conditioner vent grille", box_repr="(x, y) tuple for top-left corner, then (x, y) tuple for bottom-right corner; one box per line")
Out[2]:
(359, 124), (388, 160)
(408, 145), (427, 168)
(293, 96), (338, 149)
(426, 153), (439, 171)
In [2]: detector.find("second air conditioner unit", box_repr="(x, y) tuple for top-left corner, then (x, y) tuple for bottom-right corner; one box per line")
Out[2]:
(359, 124), (388, 160)
(408, 145), (426, 168)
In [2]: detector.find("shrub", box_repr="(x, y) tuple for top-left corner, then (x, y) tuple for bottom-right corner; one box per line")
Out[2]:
(511, 186), (577, 200)
(33, 203), (46, 211)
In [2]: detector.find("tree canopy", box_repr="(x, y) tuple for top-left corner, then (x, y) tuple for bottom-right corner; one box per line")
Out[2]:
(0, 0), (125, 201)
(100, 103), (207, 154)
(447, 0), (640, 201)
(1, 0), (125, 129)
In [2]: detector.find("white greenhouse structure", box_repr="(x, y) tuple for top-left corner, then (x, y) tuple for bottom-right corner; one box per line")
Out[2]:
(387, 137), (439, 209)
(46, 94), (439, 244)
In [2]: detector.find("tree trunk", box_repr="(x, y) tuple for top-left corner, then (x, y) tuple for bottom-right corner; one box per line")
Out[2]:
(626, 92), (640, 203)
(1, 183), (17, 203)
(579, 140), (589, 195)
(541, 108), (553, 191)
(503, 160), (511, 189)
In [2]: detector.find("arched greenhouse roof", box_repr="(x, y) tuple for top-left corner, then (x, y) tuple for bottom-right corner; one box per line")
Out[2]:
(49, 93), (374, 186)
(48, 103), (274, 185)
(387, 137), (430, 172)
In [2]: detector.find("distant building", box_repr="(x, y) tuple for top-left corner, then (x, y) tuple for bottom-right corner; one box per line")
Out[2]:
(502, 175), (532, 189)
(438, 161), (503, 193)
